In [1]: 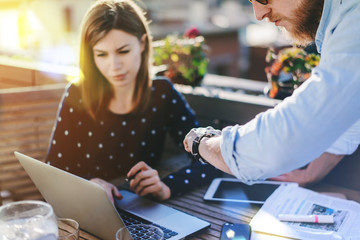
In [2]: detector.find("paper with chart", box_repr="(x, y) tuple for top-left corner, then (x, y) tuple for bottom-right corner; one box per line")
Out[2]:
(250, 184), (360, 240)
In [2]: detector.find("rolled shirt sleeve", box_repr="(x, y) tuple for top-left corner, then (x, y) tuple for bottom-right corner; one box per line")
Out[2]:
(326, 119), (360, 155)
(221, 70), (360, 183)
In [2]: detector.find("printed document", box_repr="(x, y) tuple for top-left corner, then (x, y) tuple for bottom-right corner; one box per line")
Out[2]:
(250, 184), (360, 240)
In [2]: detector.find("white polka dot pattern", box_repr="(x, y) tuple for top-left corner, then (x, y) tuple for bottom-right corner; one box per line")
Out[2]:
(45, 79), (223, 196)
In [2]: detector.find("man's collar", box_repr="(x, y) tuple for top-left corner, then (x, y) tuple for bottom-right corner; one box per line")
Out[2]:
(315, 0), (333, 53)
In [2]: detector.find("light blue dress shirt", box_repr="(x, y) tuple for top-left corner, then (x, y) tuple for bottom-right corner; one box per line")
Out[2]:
(220, 0), (360, 183)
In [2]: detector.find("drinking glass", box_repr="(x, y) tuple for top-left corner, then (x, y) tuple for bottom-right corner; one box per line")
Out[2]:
(0, 200), (58, 240)
(57, 218), (79, 240)
(116, 224), (164, 240)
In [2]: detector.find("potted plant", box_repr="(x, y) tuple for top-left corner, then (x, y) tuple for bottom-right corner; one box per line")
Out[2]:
(264, 47), (320, 99)
(153, 27), (209, 86)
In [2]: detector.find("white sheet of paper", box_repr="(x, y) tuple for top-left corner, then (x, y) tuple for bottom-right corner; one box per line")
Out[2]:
(250, 184), (360, 240)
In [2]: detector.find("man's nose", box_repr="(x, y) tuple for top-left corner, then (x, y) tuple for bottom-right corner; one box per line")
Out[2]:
(253, 2), (271, 21)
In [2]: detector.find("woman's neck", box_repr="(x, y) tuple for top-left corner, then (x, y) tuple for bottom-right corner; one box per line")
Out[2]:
(108, 85), (135, 115)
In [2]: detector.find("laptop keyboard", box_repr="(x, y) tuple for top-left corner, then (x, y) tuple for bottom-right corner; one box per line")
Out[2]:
(119, 210), (179, 240)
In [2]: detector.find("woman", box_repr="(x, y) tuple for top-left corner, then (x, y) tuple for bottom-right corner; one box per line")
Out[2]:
(46, 0), (222, 203)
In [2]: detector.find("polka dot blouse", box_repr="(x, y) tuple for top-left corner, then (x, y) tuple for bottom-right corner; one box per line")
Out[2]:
(46, 78), (223, 197)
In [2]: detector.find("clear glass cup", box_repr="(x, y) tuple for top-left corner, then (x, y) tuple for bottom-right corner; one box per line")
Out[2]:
(116, 224), (164, 240)
(0, 200), (58, 240)
(57, 218), (79, 240)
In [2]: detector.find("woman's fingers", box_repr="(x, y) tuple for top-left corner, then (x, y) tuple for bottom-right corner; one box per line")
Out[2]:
(90, 178), (123, 204)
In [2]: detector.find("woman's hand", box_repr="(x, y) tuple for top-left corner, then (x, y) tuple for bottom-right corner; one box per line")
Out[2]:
(90, 178), (123, 204)
(127, 161), (171, 201)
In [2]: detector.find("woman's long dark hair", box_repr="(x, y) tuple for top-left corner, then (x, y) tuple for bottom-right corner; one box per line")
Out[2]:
(78, 0), (152, 120)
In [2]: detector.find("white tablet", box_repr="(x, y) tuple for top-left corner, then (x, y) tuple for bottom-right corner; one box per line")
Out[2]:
(203, 178), (298, 204)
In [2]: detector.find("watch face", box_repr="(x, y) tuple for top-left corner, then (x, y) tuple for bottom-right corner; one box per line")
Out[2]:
(194, 127), (221, 137)
(205, 127), (221, 136)
(195, 127), (208, 137)
(206, 129), (221, 136)
(194, 127), (208, 136)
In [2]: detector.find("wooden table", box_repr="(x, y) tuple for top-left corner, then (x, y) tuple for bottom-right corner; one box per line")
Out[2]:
(78, 183), (360, 240)
(163, 186), (258, 240)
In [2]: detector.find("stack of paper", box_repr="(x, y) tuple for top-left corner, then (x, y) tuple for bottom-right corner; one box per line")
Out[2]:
(250, 184), (360, 240)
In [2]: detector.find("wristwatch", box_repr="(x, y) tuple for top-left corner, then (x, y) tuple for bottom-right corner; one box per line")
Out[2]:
(191, 127), (221, 164)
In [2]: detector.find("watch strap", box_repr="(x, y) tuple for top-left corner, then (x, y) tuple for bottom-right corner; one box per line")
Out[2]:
(192, 133), (213, 164)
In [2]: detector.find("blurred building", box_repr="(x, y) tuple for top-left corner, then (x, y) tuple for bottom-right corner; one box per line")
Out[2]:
(0, 0), (291, 81)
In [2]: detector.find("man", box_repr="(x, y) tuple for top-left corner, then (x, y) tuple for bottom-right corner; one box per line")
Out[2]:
(184, 0), (360, 186)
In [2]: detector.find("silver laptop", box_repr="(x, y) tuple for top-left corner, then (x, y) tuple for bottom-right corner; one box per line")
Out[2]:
(15, 151), (210, 240)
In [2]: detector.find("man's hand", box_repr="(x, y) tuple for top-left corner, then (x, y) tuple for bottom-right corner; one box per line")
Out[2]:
(184, 127), (232, 175)
(269, 168), (312, 186)
(183, 129), (198, 154)
(127, 161), (171, 201)
(270, 152), (344, 186)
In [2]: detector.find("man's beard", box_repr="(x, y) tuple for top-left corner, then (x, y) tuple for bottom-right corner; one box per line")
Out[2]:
(280, 0), (324, 46)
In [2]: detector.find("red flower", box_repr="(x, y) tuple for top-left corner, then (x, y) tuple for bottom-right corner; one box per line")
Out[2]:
(184, 27), (200, 38)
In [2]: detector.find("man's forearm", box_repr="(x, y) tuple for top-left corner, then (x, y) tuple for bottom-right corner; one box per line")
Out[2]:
(306, 152), (344, 184)
(198, 136), (232, 175)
